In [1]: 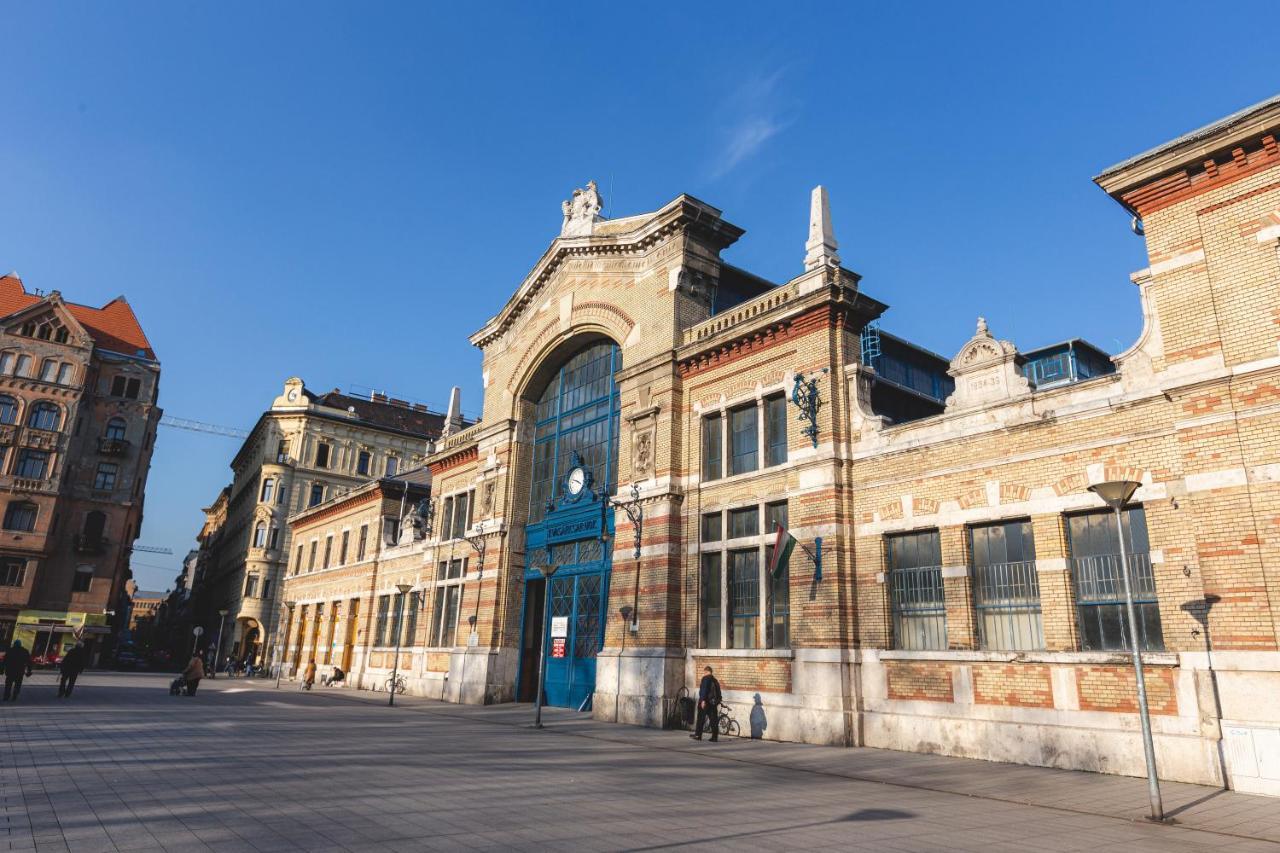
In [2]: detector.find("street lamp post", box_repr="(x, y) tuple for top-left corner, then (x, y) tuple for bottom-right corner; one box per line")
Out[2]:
(275, 600), (296, 690)
(211, 609), (229, 679)
(533, 563), (558, 729)
(1088, 479), (1164, 822)
(389, 583), (414, 707)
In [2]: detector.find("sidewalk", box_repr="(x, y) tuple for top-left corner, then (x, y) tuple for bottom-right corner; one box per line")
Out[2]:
(296, 682), (1280, 847)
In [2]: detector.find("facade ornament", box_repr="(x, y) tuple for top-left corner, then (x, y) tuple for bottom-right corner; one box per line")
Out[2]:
(791, 367), (830, 447)
(944, 317), (1031, 412)
(560, 180), (604, 237)
(803, 186), (841, 271)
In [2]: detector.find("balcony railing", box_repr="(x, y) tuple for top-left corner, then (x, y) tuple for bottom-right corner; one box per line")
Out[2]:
(9, 476), (50, 493)
(97, 437), (130, 456)
(21, 429), (58, 450)
(0, 424), (15, 444)
(74, 534), (109, 555)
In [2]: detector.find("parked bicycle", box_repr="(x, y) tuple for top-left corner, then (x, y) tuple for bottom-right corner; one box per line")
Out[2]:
(384, 673), (407, 695)
(717, 702), (740, 738)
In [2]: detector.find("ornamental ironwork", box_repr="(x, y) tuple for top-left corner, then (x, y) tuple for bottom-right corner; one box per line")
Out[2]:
(791, 368), (829, 448)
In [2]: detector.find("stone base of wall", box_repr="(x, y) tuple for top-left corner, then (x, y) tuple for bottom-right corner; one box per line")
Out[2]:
(593, 646), (687, 728)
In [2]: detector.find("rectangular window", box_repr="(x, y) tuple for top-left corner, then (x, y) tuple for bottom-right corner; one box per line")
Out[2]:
(268, 526), (279, 549)
(277, 483), (289, 506)
(764, 393), (787, 466)
(322, 536), (333, 569)
(700, 552), (722, 648)
(728, 506), (759, 539)
(309, 483), (324, 507)
(441, 497), (454, 540)
(764, 500), (788, 535)
(56, 363), (73, 385)
(767, 540), (790, 649)
(1068, 507), (1162, 652)
(15, 450), (49, 480)
(125, 378), (140, 399)
(375, 595), (390, 646)
(93, 462), (118, 490)
(466, 489), (475, 530)
(262, 578), (271, 601)
(39, 359), (57, 382)
(702, 412), (722, 481)
(451, 492), (469, 540)
(404, 591), (420, 645)
(390, 592), (406, 646)
(15, 355), (32, 378)
(385, 456), (399, 477)
(314, 443), (330, 469)
(729, 405), (758, 475)
(307, 540), (317, 571)
(276, 439), (289, 462)
(383, 516), (400, 545)
(339, 530), (349, 565)
(72, 567), (93, 593)
(294, 548), (303, 574)
(728, 549), (759, 648)
(357, 524), (368, 560)
(700, 511), (722, 543)
(244, 575), (258, 598)
(356, 451), (371, 476)
(887, 530), (946, 650)
(0, 558), (25, 587)
(0, 353), (13, 375)
(430, 582), (462, 647)
(971, 519), (1042, 650)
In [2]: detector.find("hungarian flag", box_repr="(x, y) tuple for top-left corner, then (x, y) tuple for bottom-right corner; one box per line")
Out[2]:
(769, 523), (796, 579)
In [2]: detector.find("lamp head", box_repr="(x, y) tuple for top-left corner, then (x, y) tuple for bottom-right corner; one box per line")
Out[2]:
(395, 582), (414, 594)
(1088, 480), (1141, 509)
(284, 600), (297, 609)
(218, 609), (229, 616)
(537, 564), (558, 579)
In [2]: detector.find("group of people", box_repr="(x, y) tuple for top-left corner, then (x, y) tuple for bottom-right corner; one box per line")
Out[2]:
(2, 639), (90, 702)
(298, 658), (346, 690)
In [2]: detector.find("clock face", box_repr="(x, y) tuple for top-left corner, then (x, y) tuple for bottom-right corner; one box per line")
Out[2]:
(286, 389), (299, 402)
(567, 467), (586, 495)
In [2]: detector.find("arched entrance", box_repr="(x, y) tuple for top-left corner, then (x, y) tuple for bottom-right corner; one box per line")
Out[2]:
(236, 618), (262, 666)
(516, 340), (621, 709)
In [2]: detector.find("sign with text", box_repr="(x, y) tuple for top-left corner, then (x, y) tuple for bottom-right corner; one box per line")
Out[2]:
(551, 637), (566, 658)
(550, 616), (569, 639)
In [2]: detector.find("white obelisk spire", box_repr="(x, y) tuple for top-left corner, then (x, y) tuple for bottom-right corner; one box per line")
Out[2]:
(803, 185), (841, 271)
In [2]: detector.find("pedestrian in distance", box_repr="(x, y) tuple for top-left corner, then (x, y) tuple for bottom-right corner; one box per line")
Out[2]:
(302, 658), (317, 691)
(2, 639), (34, 702)
(182, 654), (205, 696)
(57, 642), (87, 698)
(690, 665), (722, 742)
(321, 665), (345, 687)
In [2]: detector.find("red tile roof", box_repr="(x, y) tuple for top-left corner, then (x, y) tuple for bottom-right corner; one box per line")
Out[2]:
(0, 274), (156, 360)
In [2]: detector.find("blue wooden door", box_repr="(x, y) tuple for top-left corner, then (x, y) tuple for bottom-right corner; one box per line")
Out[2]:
(543, 569), (605, 709)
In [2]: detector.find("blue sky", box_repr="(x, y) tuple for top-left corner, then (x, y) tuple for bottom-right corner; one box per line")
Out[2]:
(1, 3), (1273, 591)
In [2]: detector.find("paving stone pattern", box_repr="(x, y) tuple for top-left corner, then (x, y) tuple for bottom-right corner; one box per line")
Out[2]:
(1, 673), (1277, 852)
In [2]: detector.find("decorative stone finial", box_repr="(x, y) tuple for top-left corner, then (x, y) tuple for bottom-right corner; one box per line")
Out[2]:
(442, 386), (463, 437)
(560, 180), (604, 237)
(976, 316), (989, 337)
(803, 186), (841, 271)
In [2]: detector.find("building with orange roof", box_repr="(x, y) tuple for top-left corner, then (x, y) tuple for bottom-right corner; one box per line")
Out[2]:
(0, 273), (160, 665)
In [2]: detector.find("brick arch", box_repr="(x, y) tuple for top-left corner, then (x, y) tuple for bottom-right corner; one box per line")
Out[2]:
(512, 327), (624, 405)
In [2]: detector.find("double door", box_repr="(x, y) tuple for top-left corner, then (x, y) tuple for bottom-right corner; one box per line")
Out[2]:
(542, 569), (605, 710)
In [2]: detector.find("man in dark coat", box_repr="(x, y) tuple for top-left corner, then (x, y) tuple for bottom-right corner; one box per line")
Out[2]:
(2, 639), (33, 702)
(58, 642), (87, 698)
(690, 665), (722, 742)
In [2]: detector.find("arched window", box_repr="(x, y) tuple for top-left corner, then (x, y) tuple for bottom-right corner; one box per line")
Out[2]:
(527, 340), (622, 523)
(260, 478), (275, 503)
(253, 521), (267, 548)
(0, 395), (17, 425)
(27, 402), (60, 432)
(3, 501), (37, 532)
(82, 511), (106, 541)
(104, 418), (127, 441)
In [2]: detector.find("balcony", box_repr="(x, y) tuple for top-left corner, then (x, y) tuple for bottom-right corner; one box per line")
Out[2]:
(97, 437), (130, 456)
(10, 477), (50, 493)
(74, 534), (108, 555)
(20, 429), (58, 451)
(0, 424), (15, 444)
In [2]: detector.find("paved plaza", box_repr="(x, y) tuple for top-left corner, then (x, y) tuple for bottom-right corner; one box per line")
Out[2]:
(0, 673), (1277, 852)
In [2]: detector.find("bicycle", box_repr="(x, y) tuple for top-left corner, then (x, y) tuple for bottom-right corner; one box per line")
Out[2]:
(717, 702), (740, 738)
(384, 673), (407, 695)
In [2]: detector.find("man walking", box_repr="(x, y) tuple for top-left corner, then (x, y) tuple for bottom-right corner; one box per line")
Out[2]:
(2, 639), (33, 702)
(58, 642), (87, 698)
(691, 665), (722, 742)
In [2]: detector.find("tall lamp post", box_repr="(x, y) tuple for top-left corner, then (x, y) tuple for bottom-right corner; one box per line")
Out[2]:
(1088, 479), (1164, 822)
(212, 609), (229, 678)
(275, 600), (296, 690)
(533, 563), (559, 729)
(388, 583), (414, 707)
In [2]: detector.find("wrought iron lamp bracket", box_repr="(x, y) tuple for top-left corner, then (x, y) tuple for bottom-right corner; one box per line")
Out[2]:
(791, 368), (829, 448)
(609, 482), (644, 560)
(465, 521), (487, 569)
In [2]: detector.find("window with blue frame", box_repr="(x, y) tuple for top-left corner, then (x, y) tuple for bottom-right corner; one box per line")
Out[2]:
(527, 341), (621, 523)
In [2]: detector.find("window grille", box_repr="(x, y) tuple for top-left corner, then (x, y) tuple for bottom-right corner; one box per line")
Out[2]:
(887, 531), (946, 650)
(971, 520), (1043, 650)
(729, 549), (759, 648)
(1068, 508), (1162, 651)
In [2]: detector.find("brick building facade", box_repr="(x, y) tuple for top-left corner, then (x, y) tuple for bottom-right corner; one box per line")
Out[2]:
(281, 98), (1280, 796)
(0, 274), (160, 664)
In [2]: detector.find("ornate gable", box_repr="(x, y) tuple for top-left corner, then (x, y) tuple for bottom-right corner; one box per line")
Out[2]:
(944, 317), (1030, 412)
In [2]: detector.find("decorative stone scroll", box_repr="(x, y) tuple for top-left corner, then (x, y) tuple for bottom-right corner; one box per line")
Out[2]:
(944, 317), (1031, 413)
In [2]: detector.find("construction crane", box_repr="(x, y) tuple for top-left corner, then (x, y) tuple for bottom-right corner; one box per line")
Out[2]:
(159, 416), (249, 439)
(132, 544), (174, 555)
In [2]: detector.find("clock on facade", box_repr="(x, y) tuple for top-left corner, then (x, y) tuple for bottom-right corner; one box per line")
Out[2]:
(566, 466), (587, 496)
(286, 389), (299, 402)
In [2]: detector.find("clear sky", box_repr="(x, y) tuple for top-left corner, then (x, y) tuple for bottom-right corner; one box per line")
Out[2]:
(1, 3), (1273, 591)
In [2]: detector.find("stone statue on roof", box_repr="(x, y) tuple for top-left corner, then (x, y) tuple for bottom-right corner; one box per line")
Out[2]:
(561, 180), (604, 237)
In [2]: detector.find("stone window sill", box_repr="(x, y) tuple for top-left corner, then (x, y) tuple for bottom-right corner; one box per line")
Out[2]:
(875, 648), (1179, 666)
(690, 648), (794, 660)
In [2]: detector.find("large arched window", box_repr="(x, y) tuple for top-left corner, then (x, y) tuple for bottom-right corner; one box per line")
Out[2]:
(0, 395), (17, 425)
(104, 418), (127, 440)
(253, 521), (268, 548)
(527, 340), (621, 523)
(27, 402), (60, 432)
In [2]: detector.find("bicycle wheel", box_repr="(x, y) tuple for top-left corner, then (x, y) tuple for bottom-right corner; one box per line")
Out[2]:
(718, 713), (736, 736)
(724, 719), (740, 737)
